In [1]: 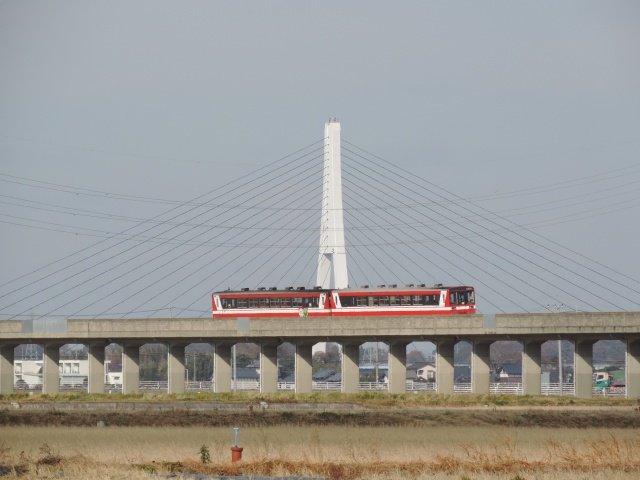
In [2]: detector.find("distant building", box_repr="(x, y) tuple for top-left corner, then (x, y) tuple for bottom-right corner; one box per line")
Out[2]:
(15, 359), (92, 388)
(496, 364), (522, 383)
(408, 362), (436, 382)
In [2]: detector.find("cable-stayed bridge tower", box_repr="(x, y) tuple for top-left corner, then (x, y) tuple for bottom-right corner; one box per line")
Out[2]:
(317, 119), (349, 289)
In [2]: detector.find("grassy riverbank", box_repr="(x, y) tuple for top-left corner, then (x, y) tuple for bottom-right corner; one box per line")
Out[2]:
(1, 390), (637, 408)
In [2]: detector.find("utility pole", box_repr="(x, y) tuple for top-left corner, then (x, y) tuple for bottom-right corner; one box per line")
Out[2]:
(548, 302), (564, 396)
(375, 342), (379, 384)
(232, 345), (237, 393)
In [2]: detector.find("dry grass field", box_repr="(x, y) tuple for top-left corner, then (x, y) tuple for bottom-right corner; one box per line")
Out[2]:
(1, 393), (639, 478)
(2, 424), (640, 479)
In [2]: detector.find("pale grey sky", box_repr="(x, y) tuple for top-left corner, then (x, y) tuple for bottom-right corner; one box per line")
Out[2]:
(1, 1), (639, 317)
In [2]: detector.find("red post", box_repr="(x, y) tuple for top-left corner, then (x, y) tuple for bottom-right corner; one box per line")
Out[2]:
(231, 446), (243, 462)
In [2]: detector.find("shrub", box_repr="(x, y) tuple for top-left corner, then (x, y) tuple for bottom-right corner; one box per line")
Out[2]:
(199, 445), (211, 464)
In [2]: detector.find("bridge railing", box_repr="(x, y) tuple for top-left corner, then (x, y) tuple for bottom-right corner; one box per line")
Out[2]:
(542, 383), (576, 396)
(592, 386), (626, 396)
(23, 381), (629, 397)
(407, 381), (436, 391)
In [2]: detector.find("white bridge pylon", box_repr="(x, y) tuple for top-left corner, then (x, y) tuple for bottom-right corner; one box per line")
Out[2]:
(316, 119), (349, 289)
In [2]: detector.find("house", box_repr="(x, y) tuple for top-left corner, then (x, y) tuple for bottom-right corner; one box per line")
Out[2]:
(324, 371), (342, 382)
(497, 364), (522, 383)
(312, 368), (338, 381)
(233, 367), (260, 381)
(408, 362), (436, 382)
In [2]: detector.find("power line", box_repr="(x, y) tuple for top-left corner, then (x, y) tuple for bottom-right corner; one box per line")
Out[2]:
(343, 142), (640, 308)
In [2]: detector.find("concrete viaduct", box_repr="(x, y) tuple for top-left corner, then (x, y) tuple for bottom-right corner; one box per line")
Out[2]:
(1, 312), (639, 398)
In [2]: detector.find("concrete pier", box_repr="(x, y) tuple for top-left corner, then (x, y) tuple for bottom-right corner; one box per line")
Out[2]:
(42, 344), (61, 394)
(388, 342), (408, 393)
(295, 343), (313, 394)
(214, 344), (232, 393)
(260, 343), (278, 393)
(436, 341), (455, 394)
(341, 343), (360, 393)
(472, 342), (491, 394)
(0, 344), (15, 394)
(87, 343), (105, 394)
(122, 344), (141, 394)
(167, 343), (186, 394)
(523, 341), (543, 396)
(574, 340), (595, 399)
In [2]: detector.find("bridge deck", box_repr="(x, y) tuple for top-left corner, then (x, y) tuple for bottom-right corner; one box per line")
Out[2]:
(1, 312), (639, 343)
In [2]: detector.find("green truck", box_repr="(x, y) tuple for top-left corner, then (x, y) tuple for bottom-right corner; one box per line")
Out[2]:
(593, 371), (625, 393)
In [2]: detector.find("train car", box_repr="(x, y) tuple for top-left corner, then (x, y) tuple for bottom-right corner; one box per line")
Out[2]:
(329, 284), (475, 316)
(212, 287), (331, 318)
(212, 284), (475, 317)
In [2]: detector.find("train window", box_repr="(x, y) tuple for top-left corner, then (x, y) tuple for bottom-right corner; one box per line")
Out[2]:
(307, 297), (319, 308)
(379, 296), (389, 306)
(425, 294), (439, 306)
(248, 298), (258, 308)
(270, 298), (280, 308)
(368, 296), (379, 306)
(458, 291), (474, 304)
(259, 298), (269, 308)
(237, 298), (248, 308)
(401, 295), (411, 305)
(389, 296), (399, 306)
(412, 295), (422, 305)
(450, 292), (457, 304)
(340, 296), (356, 307)
(469, 291), (475, 303)
(281, 298), (291, 307)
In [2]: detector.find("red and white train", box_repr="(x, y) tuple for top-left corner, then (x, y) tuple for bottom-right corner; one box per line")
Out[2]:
(212, 284), (475, 318)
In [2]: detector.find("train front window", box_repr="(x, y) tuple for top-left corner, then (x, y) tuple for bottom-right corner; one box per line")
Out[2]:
(221, 298), (237, 309)
(450, 291), (474, 305)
